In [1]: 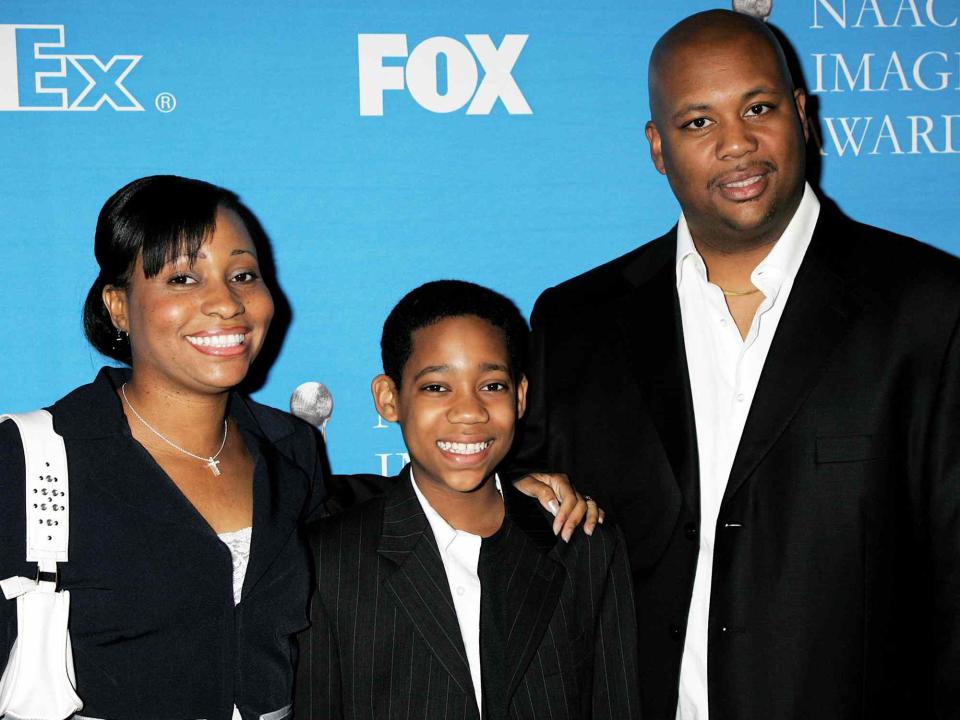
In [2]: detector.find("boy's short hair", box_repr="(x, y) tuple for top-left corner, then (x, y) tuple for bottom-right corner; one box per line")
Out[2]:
(381, 279), (529, 387)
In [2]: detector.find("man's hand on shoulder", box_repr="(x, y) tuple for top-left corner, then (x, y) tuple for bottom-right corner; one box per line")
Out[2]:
(513, 473), (605, 542)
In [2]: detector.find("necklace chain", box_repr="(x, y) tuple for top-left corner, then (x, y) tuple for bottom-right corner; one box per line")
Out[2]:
(720, 286), (761, 297)
(121, 383), (228, 476)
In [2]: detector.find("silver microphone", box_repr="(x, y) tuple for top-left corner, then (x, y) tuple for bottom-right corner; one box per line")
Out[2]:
(290, 381), (334, 439)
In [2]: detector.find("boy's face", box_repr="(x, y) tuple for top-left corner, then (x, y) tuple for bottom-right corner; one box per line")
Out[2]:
(373, 314), (527, 494)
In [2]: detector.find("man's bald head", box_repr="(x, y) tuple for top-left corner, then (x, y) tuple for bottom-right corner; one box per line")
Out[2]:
(642, 9), (810, 252)
(648, 10), (795, 122)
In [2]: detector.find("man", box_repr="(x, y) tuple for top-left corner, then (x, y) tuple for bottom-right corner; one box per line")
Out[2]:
(511, 9), (960, 719)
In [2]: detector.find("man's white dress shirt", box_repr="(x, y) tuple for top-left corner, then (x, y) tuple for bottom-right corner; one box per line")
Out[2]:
(675, 184), (820, 720)
(410, 469), (502, 716)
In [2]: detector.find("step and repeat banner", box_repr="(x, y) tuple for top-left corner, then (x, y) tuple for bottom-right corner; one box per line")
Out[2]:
(2, 0), (958, 475)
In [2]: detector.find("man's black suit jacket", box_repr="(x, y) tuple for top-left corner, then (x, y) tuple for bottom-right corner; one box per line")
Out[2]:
(295, 467), (641, 719)
(510, 204), (960, 719)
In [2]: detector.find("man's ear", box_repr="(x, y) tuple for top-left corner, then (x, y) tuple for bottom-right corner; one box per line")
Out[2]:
(645, 121), (667, 175)
(371, 374), (400, 422)
(793, 88), (810, 142)
(515, 374), (528, 419)
(102, 284), (129, 333)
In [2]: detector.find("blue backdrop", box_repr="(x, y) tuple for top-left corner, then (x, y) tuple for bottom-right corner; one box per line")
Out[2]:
(2, 0), (958, 475)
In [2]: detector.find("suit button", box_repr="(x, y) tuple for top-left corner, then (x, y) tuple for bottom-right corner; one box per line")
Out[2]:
(669, 624), (682, 640)
(684, 522), (698, 541)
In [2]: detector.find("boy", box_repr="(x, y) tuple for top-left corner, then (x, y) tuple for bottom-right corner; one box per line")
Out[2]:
(295, 280), (641, 719)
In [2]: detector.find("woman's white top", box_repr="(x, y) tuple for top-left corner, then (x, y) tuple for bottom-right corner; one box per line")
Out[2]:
(218, 526), (252, 606)
(219, 526), (252, 720)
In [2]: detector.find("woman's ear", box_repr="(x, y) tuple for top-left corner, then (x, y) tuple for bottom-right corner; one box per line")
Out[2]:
(371, 374), (400, 423)
(102, 284), (129, 333)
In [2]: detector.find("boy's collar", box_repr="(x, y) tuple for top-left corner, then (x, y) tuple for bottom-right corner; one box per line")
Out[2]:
(400, 464), (557, 555)
(409, 466), (502, 551)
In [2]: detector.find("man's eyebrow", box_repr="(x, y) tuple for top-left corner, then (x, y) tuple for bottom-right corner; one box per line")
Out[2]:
(672, 103), (711, 123)
(742, 86), (781, 101)
(671, 86), (785, 122)
(413, 364), (450, 381)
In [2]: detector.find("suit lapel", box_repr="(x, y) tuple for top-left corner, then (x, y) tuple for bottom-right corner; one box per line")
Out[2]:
(723, 211), (863, 506)
(377, 469), (477, 701)
(240, 436), (302, 597)
(616, 232), (701, 517)
(499, 489), (567, 704)
(52, 367), (226, 536)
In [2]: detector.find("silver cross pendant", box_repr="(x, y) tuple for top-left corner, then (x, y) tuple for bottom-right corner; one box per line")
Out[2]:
(206, 458), (222, 477)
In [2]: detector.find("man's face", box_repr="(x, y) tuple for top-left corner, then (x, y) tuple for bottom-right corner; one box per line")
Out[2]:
(645, 32), (809, 248)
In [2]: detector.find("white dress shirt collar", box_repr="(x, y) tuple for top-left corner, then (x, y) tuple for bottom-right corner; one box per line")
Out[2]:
(410, 470), (503, 554)
(675, 182), (821, 301)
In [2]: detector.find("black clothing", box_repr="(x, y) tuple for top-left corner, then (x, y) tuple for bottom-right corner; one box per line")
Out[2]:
(511, 206), (960, 718)
(295, 467), (642, 720)
(0, 367), (325, 720)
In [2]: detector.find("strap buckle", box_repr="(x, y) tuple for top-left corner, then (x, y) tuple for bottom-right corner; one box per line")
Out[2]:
(35, 563), (58, 589)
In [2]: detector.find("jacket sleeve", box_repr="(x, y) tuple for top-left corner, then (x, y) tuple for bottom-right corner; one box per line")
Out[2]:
(294, 544), (343, 719)
(0, 420), (29, 672)
(282, 421), (393, 521)
(590, 525), (643, 720)
(279, 418), (330, 525)
(928, 314), (960, 717)
(322, 473), (396, 517)
(504, 287), (557, 483)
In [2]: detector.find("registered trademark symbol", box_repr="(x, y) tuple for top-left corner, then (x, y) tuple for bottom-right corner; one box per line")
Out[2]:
(155, 92), (176, 113)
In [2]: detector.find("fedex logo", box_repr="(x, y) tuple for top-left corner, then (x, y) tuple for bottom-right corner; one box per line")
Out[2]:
(358, 34), (532, 116)
(0, 25), (142, 111)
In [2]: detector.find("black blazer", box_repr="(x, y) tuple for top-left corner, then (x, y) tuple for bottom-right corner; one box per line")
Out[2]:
(0, 367), (326, 720)
(510, 204), (960, 719)
(295, 467), (641, 720)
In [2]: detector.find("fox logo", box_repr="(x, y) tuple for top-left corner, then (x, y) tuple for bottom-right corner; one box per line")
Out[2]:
(358, 34), (532, 116)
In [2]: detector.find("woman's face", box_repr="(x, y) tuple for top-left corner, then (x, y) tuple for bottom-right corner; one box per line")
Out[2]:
(105, 207), (274, 395)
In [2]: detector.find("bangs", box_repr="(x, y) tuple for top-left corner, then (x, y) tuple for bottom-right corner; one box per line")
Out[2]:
(139, 213), (217, 278)
(97, 175), (232, 283)
(85, 175), (252, 364)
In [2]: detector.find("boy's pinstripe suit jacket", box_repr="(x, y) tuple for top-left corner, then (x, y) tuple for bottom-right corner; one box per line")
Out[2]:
(295, 465), (642, 720)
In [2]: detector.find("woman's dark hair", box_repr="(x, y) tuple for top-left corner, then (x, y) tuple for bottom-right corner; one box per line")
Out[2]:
(380, 279), (529, 387)
(83, 175), (249, 364)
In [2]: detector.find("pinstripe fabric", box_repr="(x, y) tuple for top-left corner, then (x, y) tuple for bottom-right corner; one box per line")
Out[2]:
(295, 467), (641, 720)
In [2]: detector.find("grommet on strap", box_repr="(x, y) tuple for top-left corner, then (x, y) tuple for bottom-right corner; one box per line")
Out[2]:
(1, 411), (70, 564)
(0, 409), (82, 717)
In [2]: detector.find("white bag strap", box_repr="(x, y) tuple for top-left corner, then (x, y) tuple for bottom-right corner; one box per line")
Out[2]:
(0, 410), (69, 573)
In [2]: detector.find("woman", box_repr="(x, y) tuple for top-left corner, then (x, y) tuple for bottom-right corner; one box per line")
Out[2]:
(0, 175), (595, 719)
(1, 176), (318, 719)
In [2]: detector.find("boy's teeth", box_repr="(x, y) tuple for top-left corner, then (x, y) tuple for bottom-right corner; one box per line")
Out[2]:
(437, 440), (492, 455)
(186, 333), (245, 348)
